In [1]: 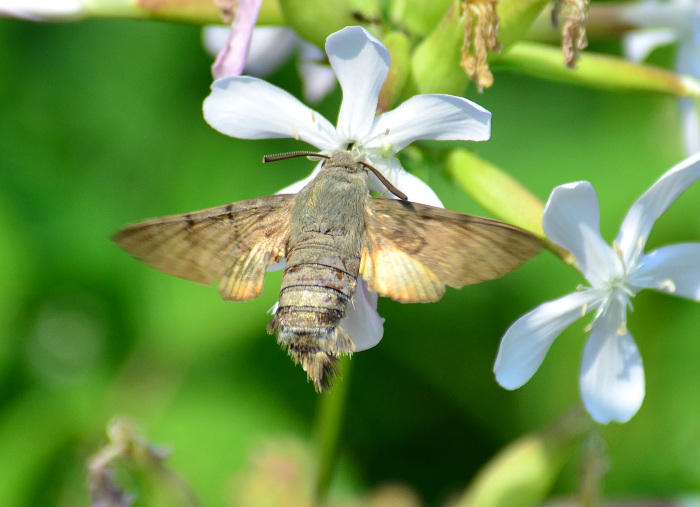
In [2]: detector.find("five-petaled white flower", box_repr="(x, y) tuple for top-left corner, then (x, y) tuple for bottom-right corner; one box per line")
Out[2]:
(494, 154), (700, 424)
(202, 25), (491, 352)
(621, 0), (700, 154)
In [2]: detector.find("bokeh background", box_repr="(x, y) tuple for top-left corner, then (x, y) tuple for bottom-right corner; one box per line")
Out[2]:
(1, 15), (699, 506)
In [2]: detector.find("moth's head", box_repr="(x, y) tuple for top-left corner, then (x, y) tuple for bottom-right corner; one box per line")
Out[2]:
(323, 149), (365, 173)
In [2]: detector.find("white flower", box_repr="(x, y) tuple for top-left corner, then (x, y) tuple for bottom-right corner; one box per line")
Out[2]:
(621, 0), (700, 154)
(203, 25), (491, 352)
(0, 0), (85, 21)
(203, 25), (336, 104)
(494, 154), (700, 424)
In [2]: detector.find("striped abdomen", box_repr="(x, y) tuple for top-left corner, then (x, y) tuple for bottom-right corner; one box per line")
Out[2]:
(267, 231), (361, 391)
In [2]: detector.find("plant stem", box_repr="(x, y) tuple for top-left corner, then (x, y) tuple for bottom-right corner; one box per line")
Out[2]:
(313, 355), (352, 504)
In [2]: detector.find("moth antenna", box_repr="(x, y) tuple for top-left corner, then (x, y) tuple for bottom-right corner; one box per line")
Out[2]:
(360, 161), (408, 201)
(263, 151), (330, 163)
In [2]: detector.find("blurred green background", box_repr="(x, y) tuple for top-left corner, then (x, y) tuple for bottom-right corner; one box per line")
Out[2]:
(1, 16), (699, 506)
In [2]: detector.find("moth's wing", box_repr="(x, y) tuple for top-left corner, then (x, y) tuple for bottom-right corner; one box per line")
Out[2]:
(113, 195), (294, 301)
(360, 198), (543, 303)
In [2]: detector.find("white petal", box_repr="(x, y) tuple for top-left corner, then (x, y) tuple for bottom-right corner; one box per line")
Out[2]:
(339, 278), (385, 351)
(275, 161), (322, 194)
(297, 40), (336, 104)
(210, 0), (263, 79)
(617, 153), (700, 266)
(543, 182), (619, 287)
(494, 291), (600, 390)
(0, 0), (84, 20)
(580, 299), (645, 424)
(622, 29), (679, 62)
(368, 159), (444, 207)
(327, 27), (390, 142)
(677, 32), (700, 78)
(620, 1), (691, 29)
(203, 76), (338, 148)
(679, 97), (700, 156)
(202, 26), (230, 57)
(677, 37), (700, 155)
(367, 95), (491, 152)
(244, 27), (299, 76)
(631, 243), (700, 299)
(299, 61), (336, 104)
(267, 258), (285, 272)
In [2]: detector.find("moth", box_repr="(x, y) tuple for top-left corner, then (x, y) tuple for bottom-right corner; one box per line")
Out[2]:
(114, 150), (542, 391)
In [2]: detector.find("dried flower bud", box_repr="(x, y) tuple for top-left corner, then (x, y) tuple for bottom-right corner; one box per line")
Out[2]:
(553, 0), (588, 67)
(460, 0), (501, 90)
(215, 0), (237, 24)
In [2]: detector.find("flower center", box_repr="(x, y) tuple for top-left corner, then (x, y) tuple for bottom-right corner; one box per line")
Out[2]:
(583, 240), (638, 335)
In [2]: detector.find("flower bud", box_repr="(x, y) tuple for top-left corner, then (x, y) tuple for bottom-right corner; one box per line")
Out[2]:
(388, 0), (452, 36)
(446, 149), (545, 238)
(454, 410), (589, 507)
(497, 0), (552, 49)
(500, 42), (700, 98)
(410, 1), (469, 95)
(377, 31), (411, 112)
(278, 0), (376, 48)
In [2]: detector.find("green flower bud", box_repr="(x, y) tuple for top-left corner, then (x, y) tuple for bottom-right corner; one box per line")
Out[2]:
(454, 410), (590, 507)
(378, 31), (412, 111)
(447, 149), (544, 237)
(496, 0), (552, 50)
(447, 149), (573, 262)
(388, 0), (453, 36)
(500, 42), (700, 97)
(133, 0), (221, 24)
(410, 1), (468, 95)
(278, 0), (379, 48)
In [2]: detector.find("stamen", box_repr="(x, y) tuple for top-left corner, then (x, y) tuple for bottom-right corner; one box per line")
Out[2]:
(584, 321), (594, 333)
(311, 111), (316, 123)
(363, 129), (393, 157)
(637, 235), (646, 251)
(658, 279), (677, 293)
(612, 240), (623, 260)
(581, 302), (588, 316)
(292, 127), (300, 141)
(616, 320), (627, 336)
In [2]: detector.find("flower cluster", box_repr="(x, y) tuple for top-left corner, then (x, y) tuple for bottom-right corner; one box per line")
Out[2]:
(200, 25), (700, 424)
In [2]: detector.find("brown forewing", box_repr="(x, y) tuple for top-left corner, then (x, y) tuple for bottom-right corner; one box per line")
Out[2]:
(360, 198), (543, 303)
(113, 195), (295, 301)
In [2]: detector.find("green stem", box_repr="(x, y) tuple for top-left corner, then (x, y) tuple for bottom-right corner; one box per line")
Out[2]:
(313, 355), (353, 504)
(579, 425), (607, 507)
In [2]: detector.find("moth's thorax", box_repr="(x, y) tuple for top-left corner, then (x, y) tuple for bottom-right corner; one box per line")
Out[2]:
(290, 150), (369, 242)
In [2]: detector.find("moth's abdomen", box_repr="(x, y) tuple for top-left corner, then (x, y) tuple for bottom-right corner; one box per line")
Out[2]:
(268, 239), (360, 391)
